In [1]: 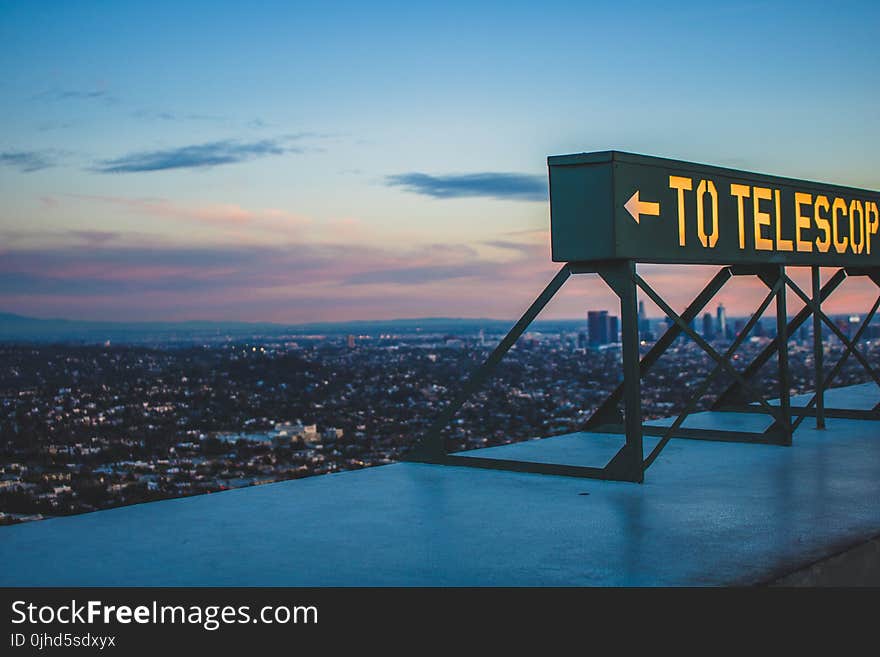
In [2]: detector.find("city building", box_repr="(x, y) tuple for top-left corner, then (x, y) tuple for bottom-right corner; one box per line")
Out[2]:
(638, 300), (649, 334)
(587, 310), (608, 347)
(587, 310), (620, 346)
(702, 312), (715, 340)
(607, 315), (619, 344)
(716, 303), (728, 339)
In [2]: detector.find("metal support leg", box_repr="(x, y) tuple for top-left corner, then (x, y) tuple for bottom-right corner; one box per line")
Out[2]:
(598, 260), (643, 483)
(775, 265), (792, 444)
(812, 266), (825, 429)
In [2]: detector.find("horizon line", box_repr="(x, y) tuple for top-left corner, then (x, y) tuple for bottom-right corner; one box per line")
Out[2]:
(0, 309), (872, 328)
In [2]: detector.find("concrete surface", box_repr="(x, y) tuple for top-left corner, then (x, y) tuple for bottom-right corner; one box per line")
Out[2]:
(1, 383), (878, 586)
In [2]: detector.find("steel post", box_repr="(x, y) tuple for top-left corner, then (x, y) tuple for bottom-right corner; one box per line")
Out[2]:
(812, 266), (825, 429)
(775, 265), (792, 444)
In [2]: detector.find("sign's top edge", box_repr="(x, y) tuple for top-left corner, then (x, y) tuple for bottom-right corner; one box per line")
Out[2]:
(547, 150), (617, 165)
(547, 150), (880, 197)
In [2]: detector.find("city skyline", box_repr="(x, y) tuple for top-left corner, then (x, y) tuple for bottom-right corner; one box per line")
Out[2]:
(2, 1), (879, 323)
(4, 316), (873, 525)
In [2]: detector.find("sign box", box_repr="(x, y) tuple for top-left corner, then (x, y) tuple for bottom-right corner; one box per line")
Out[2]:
(548, 151), (880, 266)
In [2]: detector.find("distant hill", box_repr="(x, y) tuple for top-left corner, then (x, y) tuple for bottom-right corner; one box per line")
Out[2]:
(0, 311), (587, 345)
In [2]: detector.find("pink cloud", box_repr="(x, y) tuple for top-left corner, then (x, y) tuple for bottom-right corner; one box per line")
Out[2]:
(68, 194), (311, 231)
(0, 229), (877, 323)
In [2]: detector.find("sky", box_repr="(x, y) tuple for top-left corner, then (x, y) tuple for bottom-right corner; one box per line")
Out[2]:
(1, 0), (879, 323)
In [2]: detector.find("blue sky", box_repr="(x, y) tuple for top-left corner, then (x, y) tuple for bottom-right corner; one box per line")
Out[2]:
(1, 1), (878, 321)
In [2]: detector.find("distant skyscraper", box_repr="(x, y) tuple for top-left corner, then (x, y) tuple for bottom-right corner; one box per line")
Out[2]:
(716, 303), (727, 339)
(587, 310), (609, 346)
(607, 315), (619, 343)
(478, 329), (485, 346)
(638, 300), (649, 335)
(347, 334), (356, 349)
(702, 312), (715, 339)
(577, 332), (587, 349)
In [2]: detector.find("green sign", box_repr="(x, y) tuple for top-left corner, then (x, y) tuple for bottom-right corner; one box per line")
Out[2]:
(548, 151), (880, 266)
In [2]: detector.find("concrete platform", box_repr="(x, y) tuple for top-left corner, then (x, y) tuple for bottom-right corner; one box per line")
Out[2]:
(1, 384), (879, 586)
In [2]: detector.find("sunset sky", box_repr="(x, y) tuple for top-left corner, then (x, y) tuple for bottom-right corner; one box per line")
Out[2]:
(1, 1), (878, 323)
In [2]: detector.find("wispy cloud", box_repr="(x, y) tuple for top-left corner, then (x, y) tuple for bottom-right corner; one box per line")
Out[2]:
(0, 234), (558, 321)
(0, 242), (388, 297)
(33, 88), (117, 104)
(92, 138), (296, 173)
(68, 230), (122, 246)
(386, 172), (547, 201)
(0, 150), (56, 172)
(3, 234), (864, 323)
(130, 109), (227, 122)
(36, 121), (75, 132)
(482, 239), (544, 257)
(346, 263), (499, 285)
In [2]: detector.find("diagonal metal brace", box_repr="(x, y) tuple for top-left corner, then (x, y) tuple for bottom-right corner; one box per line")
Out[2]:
(790, 294), (880, 432)
(633, 273), (787, 429)
(584, 267), (733, 430)
(643, 278), (782, 468)
(784, 274), (880, 389)
(712, 268), (847, 410)
(407, 264), (571, 460)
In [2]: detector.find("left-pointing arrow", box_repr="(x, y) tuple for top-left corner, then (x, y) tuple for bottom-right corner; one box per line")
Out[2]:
(624, 190), (661, 224)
